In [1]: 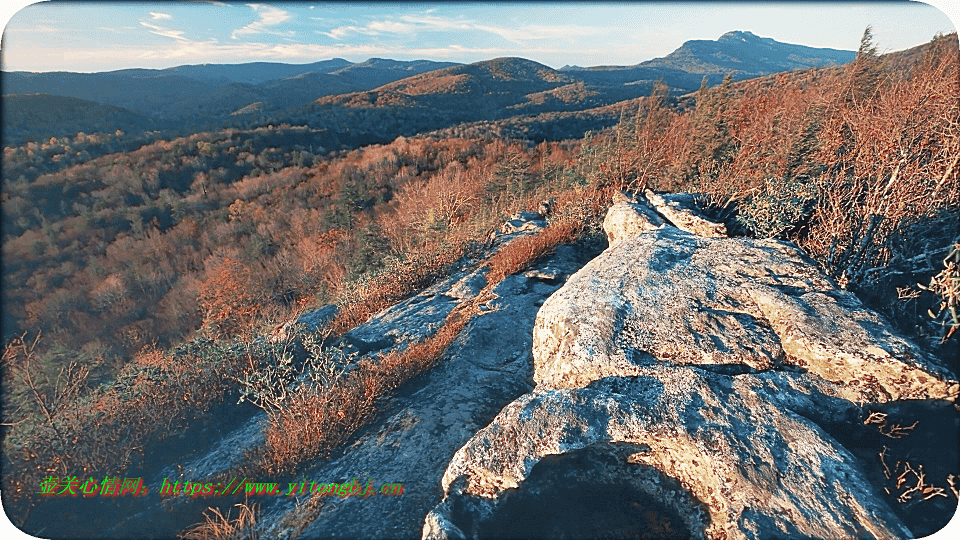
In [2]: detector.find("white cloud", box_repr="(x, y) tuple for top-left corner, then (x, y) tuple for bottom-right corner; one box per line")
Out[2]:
(319, 25), (375, 40)
(140, 20), (189, 41)
(475, 23), (608, 45)
(232, 4), (294, 39)
(58, 37), (605, 67)
(319, 19), (416, 40)
(368, 20), (415, 34)
(319, 14), (607, 46)
(98, 26), (138, 33)
(398, 14), (472, 33)
(149, 11), (172, 21)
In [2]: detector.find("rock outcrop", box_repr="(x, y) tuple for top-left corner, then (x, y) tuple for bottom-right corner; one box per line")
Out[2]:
(425, 191), (959, 539)
(537, 202), (957, 402)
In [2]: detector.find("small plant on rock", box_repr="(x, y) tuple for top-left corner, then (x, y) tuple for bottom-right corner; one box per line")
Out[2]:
(231, 328), (351, 414)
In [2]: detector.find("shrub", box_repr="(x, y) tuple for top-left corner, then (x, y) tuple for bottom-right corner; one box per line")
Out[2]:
(231, 330), (351, 414)
(1, 334), (247, 504)
(735, 176), (817, 238)
(257, 296), (480, 474)
(198, 257), (260, 339)
(486, 216), (582, 285)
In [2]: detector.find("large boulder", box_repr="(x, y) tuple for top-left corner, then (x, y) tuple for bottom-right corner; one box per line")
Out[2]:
(534, 207), (957, 402)
(425, 369), (911, 540)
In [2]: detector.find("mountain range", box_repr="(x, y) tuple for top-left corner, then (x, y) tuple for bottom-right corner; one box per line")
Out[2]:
(2, 31), (856, 145)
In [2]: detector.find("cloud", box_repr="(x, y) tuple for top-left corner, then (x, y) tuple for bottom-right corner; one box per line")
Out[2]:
(398, 14), (473, 33)
(140, 20), (189, 41)
(58, 37), (595, 67)
(319, 14), (607, 46)
(319, 19), (415, 40)
(231, 4), (294, 39)
(150, 12), (172, 21)
(475, 23), (608, 45)
(368, 20), (415, 34)
(99, 26), (138, 33)
(319, 25), (375, 40)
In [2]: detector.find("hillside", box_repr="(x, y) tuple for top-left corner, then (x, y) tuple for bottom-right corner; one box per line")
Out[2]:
(1, 94), (154, 146)
(316, 58), (574, 111)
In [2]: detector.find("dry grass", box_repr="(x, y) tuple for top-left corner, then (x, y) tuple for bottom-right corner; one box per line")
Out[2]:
(324, 246), (464, 336)
(256, 180), (608, 476)
(486, 216), (583, 285)
(258, 292), (484, 474)
(247, 163), (607, 477)
(179, 502), (260, 540)
(798, 37), (960, 286)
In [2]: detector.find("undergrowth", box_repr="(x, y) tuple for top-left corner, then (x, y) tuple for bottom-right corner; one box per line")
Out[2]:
(1, 333), (248, 505)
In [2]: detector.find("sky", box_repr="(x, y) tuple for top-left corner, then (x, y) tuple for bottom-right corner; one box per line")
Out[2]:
(1, 1), (958, 73)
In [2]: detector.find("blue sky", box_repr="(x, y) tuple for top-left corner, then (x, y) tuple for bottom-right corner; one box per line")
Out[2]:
(1, 2), (958, 72)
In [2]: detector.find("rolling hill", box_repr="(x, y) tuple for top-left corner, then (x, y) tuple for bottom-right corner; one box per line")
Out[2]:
(1, 58), (460, 124)
(2, 94), (154, 145)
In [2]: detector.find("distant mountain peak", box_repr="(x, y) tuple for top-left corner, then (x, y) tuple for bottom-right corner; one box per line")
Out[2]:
(640, 30), (856, 76)
(719, 30), (758, 41)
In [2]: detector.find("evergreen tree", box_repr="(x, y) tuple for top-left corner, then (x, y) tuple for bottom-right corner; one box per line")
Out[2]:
(846, 25), (884, 105)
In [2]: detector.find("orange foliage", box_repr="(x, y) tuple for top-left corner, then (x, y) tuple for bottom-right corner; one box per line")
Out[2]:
(198, 257), (259, 339)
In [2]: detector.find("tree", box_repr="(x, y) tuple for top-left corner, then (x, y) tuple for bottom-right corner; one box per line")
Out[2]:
(687, 73), (738, 184)
(846, 26), (884, 106)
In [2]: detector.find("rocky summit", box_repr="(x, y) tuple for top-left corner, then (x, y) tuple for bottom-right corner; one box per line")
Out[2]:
(424, 193), (959, 540)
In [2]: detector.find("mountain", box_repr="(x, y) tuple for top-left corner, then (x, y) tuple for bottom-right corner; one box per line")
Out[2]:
(311, 31), (857, 123)
(562, 30), (856, 89)
(286, 57), (612, 144)
(641, 30), (856, 75)
(295, 31), (858, 144)
(1, 31), (857, 146)
(316, 58), (574, 111)
(153, 58), (355, 84)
